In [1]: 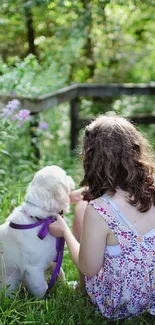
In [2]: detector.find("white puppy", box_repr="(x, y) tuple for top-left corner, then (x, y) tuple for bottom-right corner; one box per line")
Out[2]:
(0, 166), (75, 297)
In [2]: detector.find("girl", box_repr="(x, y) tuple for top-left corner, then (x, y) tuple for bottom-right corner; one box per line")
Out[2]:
(49, 115), (155, 320)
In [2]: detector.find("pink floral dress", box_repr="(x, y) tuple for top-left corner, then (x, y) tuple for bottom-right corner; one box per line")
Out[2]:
(85, 194), (155, 320)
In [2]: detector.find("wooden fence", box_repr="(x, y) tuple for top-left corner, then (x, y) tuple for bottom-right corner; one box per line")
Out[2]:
(1, 83), (155, 154)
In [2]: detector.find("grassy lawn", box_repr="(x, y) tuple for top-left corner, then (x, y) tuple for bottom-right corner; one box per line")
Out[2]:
(0, 281), (154, 325)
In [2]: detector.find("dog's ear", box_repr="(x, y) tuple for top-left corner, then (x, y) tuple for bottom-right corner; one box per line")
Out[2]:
(46, 182), (71, 213)
(25, 184), (49, 211)
(43, 176), (75, 213)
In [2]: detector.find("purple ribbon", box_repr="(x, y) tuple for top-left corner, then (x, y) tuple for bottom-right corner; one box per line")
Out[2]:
(9, 216), (65, 291)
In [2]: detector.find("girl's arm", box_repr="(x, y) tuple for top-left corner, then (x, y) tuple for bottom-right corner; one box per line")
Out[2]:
(49, 204), (108, 277)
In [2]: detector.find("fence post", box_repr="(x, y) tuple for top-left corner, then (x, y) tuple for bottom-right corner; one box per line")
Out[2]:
(70, 97), (80, 151)
(30, 112), (40, 159)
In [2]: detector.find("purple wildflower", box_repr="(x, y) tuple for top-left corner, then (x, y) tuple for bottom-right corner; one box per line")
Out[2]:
(13, 109), (30, 122)
(1, 107), (12, 117)
(1, 99), (20, 121)
(38, 121), (49, 130)
(6, 99), (20, 112)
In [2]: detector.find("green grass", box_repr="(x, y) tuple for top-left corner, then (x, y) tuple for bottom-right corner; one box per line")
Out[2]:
(0, 276), (154, 325)
(0, 275), (154, 325)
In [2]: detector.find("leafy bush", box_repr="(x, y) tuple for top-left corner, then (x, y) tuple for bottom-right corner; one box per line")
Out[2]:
(0, 55), (69, 97)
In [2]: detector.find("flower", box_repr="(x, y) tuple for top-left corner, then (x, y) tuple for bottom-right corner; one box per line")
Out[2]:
(1, 99), (20, 121)
(13, 109), (30, 122)
(12, 109), (31, 127)
(6, 99), (20, 111)
(38, 121), (49, 130)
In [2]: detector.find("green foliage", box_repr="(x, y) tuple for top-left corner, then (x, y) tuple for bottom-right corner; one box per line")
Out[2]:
(0, 112), (36, 217)
(1, 0), (155, 91)
(0, 55), (71, 96)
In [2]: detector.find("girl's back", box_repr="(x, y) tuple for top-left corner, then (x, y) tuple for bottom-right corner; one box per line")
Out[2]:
(97, 188), (155, 244)
(85, 191), (155, 319)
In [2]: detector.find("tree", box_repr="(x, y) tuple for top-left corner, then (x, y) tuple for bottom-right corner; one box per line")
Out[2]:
(1, 0), (155, 87)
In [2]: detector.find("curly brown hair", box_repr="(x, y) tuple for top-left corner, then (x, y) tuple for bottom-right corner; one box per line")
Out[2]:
(80, 115), (155, 212)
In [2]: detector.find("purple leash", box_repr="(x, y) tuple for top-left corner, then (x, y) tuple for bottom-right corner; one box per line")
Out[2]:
(9, 216), (65, 291)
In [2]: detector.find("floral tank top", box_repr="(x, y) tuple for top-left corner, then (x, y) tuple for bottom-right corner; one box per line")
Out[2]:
(85, 194), (155, 320)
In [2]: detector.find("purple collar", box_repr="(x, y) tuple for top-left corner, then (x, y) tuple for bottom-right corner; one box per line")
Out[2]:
(9, 215), (65, 292)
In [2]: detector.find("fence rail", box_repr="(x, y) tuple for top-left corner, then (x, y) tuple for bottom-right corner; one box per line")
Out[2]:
(1, 83), (155, 153)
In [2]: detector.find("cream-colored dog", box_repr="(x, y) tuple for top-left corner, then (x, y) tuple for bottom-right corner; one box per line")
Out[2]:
(0, 166), (74, 297)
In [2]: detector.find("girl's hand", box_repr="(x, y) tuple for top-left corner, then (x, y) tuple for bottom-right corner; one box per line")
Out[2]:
(48, 214), (69, 238)
(69, 188), (84, 204)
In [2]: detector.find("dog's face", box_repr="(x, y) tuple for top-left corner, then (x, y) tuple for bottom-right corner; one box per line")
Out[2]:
(25, 166), (75, 215)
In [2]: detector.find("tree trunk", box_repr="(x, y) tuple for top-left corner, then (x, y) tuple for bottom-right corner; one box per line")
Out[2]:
(82, 0), (95, 79)
(25, 6), (36, 56)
